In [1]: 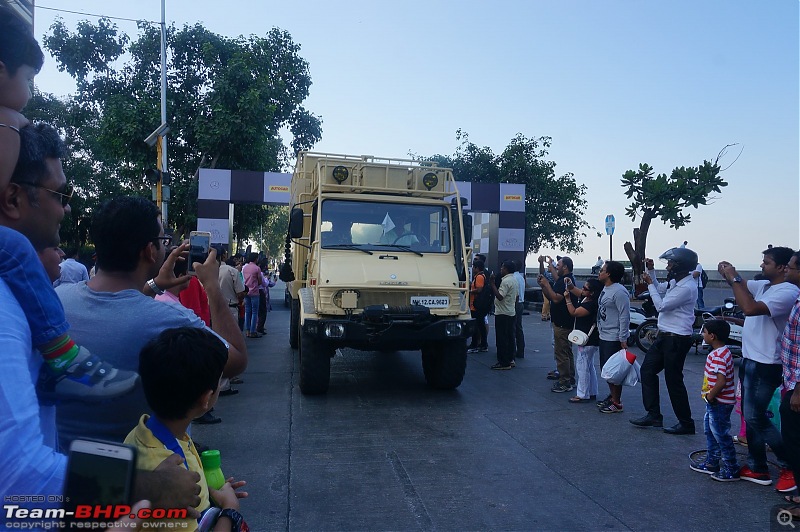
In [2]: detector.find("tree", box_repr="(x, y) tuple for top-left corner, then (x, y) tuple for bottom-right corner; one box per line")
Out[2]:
(418, 130), (591, 256)
(33, 17), (321, 245)
(620, 151), (729, 283)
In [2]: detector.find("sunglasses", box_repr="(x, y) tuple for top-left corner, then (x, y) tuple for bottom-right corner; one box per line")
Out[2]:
(152, 236), (172, 247)
(16, 181), (74, 207)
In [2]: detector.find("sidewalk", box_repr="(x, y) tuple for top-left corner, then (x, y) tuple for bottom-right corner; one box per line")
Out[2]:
(194, 283), (784, 531)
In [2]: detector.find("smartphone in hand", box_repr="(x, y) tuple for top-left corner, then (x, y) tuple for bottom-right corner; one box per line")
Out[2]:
(189, 231), (211, 275)
(64, 439), (137, 521)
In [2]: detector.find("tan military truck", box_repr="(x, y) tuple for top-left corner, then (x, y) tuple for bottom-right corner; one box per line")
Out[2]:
(280, 152), (475, 394)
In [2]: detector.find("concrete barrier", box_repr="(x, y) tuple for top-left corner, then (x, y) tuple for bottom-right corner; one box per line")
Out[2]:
(527, 267), (760, 290)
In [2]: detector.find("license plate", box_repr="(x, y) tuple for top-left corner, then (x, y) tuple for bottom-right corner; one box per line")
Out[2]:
(411, 296), (449, 308)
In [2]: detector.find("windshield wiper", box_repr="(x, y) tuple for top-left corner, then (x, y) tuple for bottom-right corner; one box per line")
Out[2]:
(325, 244), (373, 255)
(378, 244), (423, 257)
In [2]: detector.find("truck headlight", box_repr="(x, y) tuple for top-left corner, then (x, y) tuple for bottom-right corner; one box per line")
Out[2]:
(445, 322), (463, 337)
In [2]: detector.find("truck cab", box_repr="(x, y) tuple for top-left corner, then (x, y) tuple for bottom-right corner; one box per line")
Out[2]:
(282, 152), (474, 394)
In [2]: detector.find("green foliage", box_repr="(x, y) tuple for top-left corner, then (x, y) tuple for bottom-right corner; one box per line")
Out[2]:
(620, 155), (728, 274)
(621, 160), (726, 229)
(31, 17), (321, 247)
(416, 130), (591, 255)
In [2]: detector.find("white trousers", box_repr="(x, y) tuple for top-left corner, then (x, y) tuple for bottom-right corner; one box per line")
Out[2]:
(575, 345), (599, 399)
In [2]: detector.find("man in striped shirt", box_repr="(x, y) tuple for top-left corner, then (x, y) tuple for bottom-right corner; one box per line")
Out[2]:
(779, 251), (800, 507)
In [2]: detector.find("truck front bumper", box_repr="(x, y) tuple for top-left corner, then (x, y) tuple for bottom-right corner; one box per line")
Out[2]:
(302, 316), (475, 351)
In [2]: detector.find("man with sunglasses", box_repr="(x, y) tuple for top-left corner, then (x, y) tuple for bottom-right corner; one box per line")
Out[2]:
(0, 122), (202, 513)
(0, 123), (138, 402)
(55, 196), (248, 447)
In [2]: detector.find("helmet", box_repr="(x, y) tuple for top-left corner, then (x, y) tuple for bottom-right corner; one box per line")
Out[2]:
(658, 247), (698, 278)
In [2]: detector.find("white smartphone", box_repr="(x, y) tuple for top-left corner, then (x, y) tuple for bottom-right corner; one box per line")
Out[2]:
(189, 231), (212, 275)
(63, 439), (137, 518)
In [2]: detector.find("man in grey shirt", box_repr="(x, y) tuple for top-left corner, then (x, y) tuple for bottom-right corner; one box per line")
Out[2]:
(596, 261), (630, 413)
(56, 197), (247, 447)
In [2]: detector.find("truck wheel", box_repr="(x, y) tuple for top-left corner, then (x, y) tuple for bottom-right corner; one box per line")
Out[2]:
(421, 339), (467, 390)
(635, 320), (658, 352)
(299, 331), (331, 395)
(289, 299), (299, 349)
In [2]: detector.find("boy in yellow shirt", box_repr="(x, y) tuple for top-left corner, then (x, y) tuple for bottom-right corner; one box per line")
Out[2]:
(125, 327), (248, 530)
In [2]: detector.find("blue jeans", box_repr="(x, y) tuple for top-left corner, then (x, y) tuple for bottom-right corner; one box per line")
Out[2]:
(740, 358), (786, 471)
(703, 402), (737, 467)
(0, 226), (69, 345)
(696, 287), (705, 309)
(244, 294), (259, 333)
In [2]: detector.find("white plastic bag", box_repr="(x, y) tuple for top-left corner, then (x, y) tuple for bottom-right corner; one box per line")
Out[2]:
(623, 358), (641, 387)
(601, 349), (641, 386)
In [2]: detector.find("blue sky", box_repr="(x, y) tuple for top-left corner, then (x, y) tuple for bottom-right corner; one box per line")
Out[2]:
(32, 0), (799, 269)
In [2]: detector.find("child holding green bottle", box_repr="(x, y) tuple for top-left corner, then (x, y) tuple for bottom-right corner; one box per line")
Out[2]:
(125, 327), (249, 531)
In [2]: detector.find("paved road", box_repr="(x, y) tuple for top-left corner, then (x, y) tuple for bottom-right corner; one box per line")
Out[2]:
(195, 283), (785, 531)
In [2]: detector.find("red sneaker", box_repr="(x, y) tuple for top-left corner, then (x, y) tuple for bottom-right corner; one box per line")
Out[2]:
(738, 465), (772, 486)
(776, 468), (797, 493)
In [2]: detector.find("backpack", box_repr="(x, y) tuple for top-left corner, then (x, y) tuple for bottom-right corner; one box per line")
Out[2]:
(474, 273), (493, 313)
(700, 269), (708, 289)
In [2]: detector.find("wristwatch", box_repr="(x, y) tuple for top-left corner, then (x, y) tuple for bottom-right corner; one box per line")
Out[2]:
(146, 278), (164, 295)
(218, 508), (247, 532)
(731, 275), (743, 284)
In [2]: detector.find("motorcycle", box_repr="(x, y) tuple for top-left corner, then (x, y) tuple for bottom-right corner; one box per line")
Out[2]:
(633, 296), (743, 357)
(628, 294), (657, 345)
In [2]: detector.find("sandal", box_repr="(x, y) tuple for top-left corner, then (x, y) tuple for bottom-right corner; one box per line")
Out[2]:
(733, 435), (748, 446)
(569, 396), (591, 403)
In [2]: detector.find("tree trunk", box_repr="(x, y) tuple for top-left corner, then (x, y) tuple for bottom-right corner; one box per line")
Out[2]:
(625, 211), (654, 296)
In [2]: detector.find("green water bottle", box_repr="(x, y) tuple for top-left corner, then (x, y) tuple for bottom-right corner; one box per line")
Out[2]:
(200, 449), (226, 490)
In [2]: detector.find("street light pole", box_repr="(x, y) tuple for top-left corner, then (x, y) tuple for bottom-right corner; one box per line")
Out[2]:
(158, 0), (168, 225)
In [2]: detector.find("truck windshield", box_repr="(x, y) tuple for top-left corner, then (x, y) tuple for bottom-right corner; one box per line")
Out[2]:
(319, 200), (452, 253)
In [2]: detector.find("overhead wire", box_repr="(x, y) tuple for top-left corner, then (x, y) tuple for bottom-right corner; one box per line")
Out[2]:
(36, 5), (158, 25)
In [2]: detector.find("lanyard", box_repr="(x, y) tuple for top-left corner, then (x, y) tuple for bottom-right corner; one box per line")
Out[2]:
(145, 415), (188, 470)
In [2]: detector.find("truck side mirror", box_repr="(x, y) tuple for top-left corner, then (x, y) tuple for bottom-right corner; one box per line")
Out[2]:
(289, 207), (304, 238)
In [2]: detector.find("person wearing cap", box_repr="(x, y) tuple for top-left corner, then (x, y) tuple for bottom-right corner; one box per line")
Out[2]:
(630, 247), (699, 435)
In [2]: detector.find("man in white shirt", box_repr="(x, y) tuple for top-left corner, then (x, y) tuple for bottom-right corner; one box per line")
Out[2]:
(719, 247), (799, 489)
(513, 260), (526, 360)
(630, 247), (698, 435)
(692, 263), (705, 308)
(53, 246), (88, 287)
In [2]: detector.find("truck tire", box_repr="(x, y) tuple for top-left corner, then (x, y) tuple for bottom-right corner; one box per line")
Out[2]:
(289, 299), (299, 349)
(421, 339), (467, 390)
(299, 331), (331, 395)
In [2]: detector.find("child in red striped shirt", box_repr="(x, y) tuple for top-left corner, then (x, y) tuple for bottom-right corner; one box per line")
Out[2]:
(692, 320), (740, 481)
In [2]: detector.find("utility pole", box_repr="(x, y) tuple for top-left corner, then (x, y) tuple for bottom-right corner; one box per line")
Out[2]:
(158, 0), (168, 225)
